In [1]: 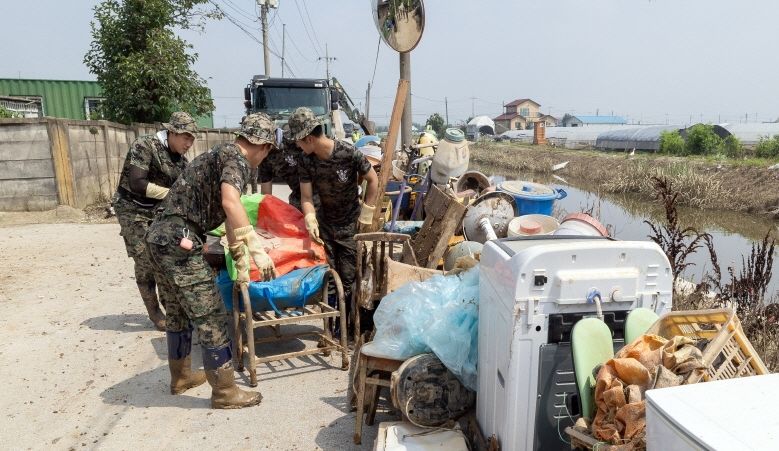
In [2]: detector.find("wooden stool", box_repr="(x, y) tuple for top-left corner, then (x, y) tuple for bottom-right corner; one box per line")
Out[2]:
(353, 341), (403, 445)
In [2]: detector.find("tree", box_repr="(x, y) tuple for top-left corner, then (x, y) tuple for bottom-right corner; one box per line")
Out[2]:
(425, 113), (446, 139)
(84, 0), (218, 124)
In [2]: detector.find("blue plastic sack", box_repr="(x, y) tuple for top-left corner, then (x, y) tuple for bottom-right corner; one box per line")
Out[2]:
(371, 267), (480, 390)
(216, 264), (328, 315)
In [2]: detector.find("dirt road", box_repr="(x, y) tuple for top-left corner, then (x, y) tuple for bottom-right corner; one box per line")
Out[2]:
(0, 217), (388, 450)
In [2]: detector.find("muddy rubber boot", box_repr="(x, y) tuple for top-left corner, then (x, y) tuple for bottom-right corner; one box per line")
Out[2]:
(167, 329), (207, 395)
(139, 284), (166, 331)
(202, 343), (262, 409)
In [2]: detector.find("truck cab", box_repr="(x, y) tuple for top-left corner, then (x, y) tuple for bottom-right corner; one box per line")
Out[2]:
(244, 75), (344, 139)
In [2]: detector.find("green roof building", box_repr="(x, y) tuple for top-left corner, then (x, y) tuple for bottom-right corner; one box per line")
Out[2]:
(0, 78), (214, 127)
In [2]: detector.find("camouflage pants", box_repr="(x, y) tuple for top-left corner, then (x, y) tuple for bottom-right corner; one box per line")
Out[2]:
(320, 220), (357, 319)
(113, 196), (163, 305)
(146, 227), (229, 349)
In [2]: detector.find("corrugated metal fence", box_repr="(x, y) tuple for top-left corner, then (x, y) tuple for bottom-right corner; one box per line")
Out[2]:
(0, 118), (235, 211)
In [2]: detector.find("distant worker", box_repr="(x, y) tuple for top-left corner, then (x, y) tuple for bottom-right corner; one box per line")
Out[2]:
(351, 129), (361, 143)
(289, 107), (379, 333)
(113, 111), (197, 331)
(416, 130), (438, 176)
(145, 113), (277, 409)
(259, 130), (320, 212)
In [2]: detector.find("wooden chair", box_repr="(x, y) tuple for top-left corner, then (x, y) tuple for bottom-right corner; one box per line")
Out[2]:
(351, 257), (443, 445)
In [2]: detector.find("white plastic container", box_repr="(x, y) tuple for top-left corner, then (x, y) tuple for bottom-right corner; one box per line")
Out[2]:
(507, 214), (560, 237)
(646, 374), (779, 451)
(477, 236), (672, 451)
(554, 213), (609, 237)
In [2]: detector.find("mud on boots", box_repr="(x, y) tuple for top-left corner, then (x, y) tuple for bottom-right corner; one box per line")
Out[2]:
(167, 328), (207, 395)
(202, 343), (262, 409)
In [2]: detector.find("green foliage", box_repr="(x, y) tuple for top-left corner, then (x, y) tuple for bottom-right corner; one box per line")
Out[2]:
(684, 124), (721, 155)
(755, 135), (779, 158)
(720, 135), (742, 158)
(84, 0), (218, 124)
(660, 126), (749, 159)
(659, 130), (685, 155)
(425, 113), (446, 139)
(0, 105), (18, 118)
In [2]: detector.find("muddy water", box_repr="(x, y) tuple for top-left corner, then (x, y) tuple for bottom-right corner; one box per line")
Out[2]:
(486, 172), (779, 296)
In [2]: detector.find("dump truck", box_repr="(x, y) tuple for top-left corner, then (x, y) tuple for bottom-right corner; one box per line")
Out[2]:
(243, 75), (373, 140)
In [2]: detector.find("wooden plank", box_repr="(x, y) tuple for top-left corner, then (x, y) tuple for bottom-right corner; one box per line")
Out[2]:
(0, 159), (55, 180)
(385, 259), (443, 292)
(0, 141), (53, 161)
(411, 185), (467, 268)
(370, 79), (410, 231)
(47, 119), (76, 207)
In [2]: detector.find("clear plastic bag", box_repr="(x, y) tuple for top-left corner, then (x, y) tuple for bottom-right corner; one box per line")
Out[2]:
(371, 267), (480, 390)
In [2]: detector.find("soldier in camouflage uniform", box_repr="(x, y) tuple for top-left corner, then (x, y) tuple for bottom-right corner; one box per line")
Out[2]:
(113, 112), (197, 331)
(145, 113), (277, 408)
(289, 107), (379, 334)
(258, 134), (320, 212)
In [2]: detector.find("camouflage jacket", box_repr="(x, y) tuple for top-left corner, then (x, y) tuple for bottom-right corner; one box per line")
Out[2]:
(259, 138), (304, 200)
(116, 132), (188, 208)
(299, 140), (371, 226)
(147, 142), (251, 242)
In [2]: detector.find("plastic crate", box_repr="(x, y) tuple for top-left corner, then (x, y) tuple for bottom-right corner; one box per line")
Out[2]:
(646, 308), (769, 382)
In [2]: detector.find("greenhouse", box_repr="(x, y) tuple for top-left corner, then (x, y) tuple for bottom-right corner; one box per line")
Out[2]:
(595, 125), (681, 151)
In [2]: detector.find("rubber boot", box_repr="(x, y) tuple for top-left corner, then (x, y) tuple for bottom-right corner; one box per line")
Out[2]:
(167, 329), (207, 395)
(202, 343), (262, 409)
(139, 283), (166, 331)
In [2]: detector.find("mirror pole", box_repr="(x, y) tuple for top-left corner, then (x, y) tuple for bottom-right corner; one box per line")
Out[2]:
(400, 52), (412, 147)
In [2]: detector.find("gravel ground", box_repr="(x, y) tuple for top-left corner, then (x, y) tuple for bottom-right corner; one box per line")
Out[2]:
(0, 193), (394, 450)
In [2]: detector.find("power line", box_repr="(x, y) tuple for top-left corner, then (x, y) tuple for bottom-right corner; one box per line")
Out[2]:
(292, 0), (322, 58)
(210, 1), (296, 77)
(219, 0), (257, 22)
(301, 0), (325, 55)
(370, 36), (381, 87)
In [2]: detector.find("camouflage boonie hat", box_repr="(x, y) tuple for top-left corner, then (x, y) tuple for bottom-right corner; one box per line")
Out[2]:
(163, 112), (198, 136)
(285, 107), (321, 141)
(236, 113), (277, 148)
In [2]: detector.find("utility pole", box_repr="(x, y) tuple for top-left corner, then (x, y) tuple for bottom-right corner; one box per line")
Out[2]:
(445, 97), (449, 126)
(319, 43), (337, 80)
(281, 23), (286, 77)
(400, 53), (412, 147)
(471, 97), (475, 118)
(259, 0), (270, 76)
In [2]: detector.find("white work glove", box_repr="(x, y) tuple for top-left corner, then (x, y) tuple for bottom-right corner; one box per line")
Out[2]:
(145, 182), (170, 199)
(304, 213), (324, 245)
(358, 202), (376, 226)
(233, 225), (277, 282)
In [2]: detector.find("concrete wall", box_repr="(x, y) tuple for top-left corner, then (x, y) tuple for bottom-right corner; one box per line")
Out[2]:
(0, 118), (235, 211)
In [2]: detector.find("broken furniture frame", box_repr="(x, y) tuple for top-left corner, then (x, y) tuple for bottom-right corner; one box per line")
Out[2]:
(354, 232), (425, 342)
(230, 267), (349, 387)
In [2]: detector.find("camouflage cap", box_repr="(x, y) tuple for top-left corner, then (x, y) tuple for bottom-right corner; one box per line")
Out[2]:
(163, 112), (198, 136)
(236, 112), (278, 148)
(285, 107), (321, 141)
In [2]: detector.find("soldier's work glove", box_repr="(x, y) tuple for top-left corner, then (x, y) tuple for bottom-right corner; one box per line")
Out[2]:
(233, 225), (277, 282)
(358, 202), (376, 226)
(304, 213), (324, 245)
(228, 242), (251, 284)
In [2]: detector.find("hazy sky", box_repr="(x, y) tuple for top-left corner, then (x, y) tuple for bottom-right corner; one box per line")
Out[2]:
(2, 0), (778, 127)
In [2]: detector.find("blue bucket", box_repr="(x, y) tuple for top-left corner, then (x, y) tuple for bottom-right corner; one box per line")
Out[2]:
(498, 181), (567, 216)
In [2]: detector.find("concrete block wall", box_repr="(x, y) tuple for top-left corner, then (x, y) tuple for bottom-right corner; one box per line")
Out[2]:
(0, 118), (235, 211)
(0, 120), (58, 211)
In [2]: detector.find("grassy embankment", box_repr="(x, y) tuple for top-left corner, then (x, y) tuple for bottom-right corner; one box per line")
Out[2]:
(471, 142), (779, 217)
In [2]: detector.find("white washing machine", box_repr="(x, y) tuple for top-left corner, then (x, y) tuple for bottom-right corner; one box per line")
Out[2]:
(476, 236), (672, 451)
